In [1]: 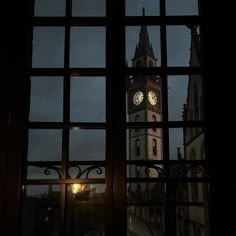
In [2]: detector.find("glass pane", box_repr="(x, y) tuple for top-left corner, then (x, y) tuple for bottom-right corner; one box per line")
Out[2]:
(127, 206), (165, 235)
(126, 26), (161, 67)
(126, 74), (163, 122)
(28, 129), (62, 161)
(70, 129), (105, 161)
(34, 0), (65, 16)
(29, 77), (63, 122)
(70, 27), (106, 68)
(168, 75), (188, 121)
(176, 206), (209, 236)
(27, 165), (62, 179)
(70, 77), (106, 122)
(167, 26), (200, 67)
(169, 128), (205, 160)
(127, 128), (163, 161)
(32, 27), (65, 68)
(66, 184), (105, 235)
(176, 183), (209, 202)
(22, 185), (60, 236)
(127, 183), (165, 202)
(126, 0), (160, 16)
(166, 0), (199, 15)
(72, 0), (106, 16)
(168, 75), (205, 121)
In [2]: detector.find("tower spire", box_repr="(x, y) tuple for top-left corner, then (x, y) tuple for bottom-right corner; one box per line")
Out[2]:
(142, 7), (146, 16)
(132, 8), (157, 66)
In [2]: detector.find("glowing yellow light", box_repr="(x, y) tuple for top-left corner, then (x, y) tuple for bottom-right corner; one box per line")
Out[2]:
(71, 184), (84, 194)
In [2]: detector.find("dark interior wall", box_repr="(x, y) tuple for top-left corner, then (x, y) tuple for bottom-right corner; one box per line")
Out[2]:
(1, 1), (32, 235)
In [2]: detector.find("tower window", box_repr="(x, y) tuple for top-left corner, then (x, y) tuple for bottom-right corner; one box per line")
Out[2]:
(135, 139), (141, 156)
(135, 114), (140, 132)
(152, 139), (157, 155)
(152, 115), (157, 131)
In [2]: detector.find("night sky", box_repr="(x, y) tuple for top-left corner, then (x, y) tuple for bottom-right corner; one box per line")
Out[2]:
(28, 0), (199, 179)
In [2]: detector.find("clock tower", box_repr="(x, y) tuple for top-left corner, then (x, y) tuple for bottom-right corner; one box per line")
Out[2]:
(127, 9), (162, 178)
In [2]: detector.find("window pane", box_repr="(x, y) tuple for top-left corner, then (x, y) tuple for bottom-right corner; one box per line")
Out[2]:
(66, 184), (105, 235)
(176, 206), (209, 236)
(126, 26), (161, 67)
(70, 129), (105, 161)
(27, 166), (62, 179)
(168, 75), (204, 121)
(72, 0), (106, 16)
(166, 0), (199, 15)
(70, 27), (106, 68)
(70, 77), (106, 122)
(32, 27), (65, 68)
(169, 128), (205, 160)
(127, 183), (165, 202)
(127, 129), (163, 161)
(22, 185), (60, 236)
(127, 206), (165, 235)
(28, 129), (62, 161)
(29, 77), (63, 122)
(34, 0), (65, 16)
(126, 0), (160, 16)
(167, 26), (200, 67)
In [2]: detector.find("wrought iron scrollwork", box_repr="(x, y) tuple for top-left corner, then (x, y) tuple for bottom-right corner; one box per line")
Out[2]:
(68, 162), (104, 179)
(144, 164), (165, 178)
(169, 163), (205, 178)
(31, 161), (105, 179)
(131, 162), (207, 178)
(44, 166), (62, 178)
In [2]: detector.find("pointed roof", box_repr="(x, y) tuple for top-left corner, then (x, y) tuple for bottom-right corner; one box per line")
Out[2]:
(132, 8), (157, 61)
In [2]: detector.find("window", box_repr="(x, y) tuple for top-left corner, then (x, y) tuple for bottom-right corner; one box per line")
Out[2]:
(152, 139), (157, 155)
(152, 115), (157, 131)
(135, 139), (140, 156)
(5, 1), (232, 236)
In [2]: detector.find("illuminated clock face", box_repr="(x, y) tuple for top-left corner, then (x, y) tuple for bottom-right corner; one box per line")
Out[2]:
(148, 91), (157, 105)
(133, 91), (144, 105)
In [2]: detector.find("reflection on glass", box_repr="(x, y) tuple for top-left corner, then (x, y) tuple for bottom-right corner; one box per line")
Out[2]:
(70, 27), (106, 68)
(176, 206), (209, 236)
(34, 0), (65, 16)
(30, 77), (63, 122)
(127, 129), (163, 161)
(127, 206), (165, 235)
(28, 129), (62, 161)
(70, 129), (105, 161)
(72, 0), (106, 16)
(166, 0), (199, 16)
(126, 26), (161, 67)
(70, 77), (105, 122)
(66, 184), (105, 235)
(32, 27), (65, 68)
(126, 0), (160, 16)
(22, 185), (60, 236)
(169, 128), (205, 160)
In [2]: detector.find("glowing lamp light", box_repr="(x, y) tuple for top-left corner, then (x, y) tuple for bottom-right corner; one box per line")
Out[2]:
(71, 184), (84, 194)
